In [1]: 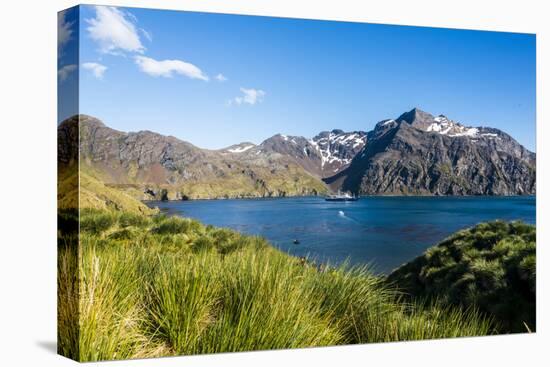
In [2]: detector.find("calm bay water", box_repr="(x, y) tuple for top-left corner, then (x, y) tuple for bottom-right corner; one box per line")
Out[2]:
(147, 196), (535, 274)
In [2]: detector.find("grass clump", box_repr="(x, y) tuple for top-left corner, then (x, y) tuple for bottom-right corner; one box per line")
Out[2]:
(387, 220), (536, 333)
(80, 211), (117, 234)
(152, 216), (201, 235)
(146, 254), (220, 354)
(58, 209), (495, 362)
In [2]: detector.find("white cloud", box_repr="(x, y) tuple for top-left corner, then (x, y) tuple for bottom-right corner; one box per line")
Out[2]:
(134, 56), (209, 81)
(82, 62), (108, 79)
(86, 6), (145, 55)
(58, 64), (77, 82)
(58, 10), (73, 57)
(215, 73), (227, 82)
(229, 87), (266, 106)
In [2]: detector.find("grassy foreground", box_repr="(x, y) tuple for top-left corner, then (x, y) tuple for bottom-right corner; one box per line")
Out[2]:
(58, 209), (493, 362)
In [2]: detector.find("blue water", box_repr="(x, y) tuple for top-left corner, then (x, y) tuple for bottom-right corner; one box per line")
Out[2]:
(148, 196), (535, 274)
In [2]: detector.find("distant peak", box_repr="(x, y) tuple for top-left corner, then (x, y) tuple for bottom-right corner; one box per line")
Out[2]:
(396, 108), (435, 126)
(405, 106), (429, 116)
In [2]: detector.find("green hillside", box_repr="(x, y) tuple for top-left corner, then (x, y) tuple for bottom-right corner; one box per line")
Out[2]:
(79, 172), (157, 215)
(387, 221), (536, 333)
(97, 163), (329, 201)
(58, 165), (156, 215)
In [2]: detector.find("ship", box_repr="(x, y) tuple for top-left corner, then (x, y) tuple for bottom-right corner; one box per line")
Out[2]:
(325, 191), (359, 202)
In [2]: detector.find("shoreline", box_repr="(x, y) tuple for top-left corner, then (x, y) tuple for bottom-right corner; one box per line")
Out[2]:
(142, 193), (537, 204)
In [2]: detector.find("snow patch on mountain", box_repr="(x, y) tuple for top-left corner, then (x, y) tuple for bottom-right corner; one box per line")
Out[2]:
(426, 115), (496, 139)
(224, 143), (256, 153)
(227, 144), (254, 153)
(310, 130), (366, 168)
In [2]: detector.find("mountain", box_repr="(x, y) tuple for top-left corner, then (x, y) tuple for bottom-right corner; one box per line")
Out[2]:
(325, 108), (535, 195)
(73, 115), (328, 200)
(240, 129), (366, 178)
(311, 130), (367, 175)
(60, 108), (535, 200)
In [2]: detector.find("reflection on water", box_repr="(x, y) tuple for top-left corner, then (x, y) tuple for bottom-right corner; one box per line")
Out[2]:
(148, 196), (535, 274)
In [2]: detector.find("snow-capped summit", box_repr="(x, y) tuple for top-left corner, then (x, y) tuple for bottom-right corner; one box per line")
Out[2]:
(395, 108), (501, 140)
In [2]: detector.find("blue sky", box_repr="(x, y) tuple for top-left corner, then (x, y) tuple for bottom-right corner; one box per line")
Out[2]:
(58, 5), (536, 151)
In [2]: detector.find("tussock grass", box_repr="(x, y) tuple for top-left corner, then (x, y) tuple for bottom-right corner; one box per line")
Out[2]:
(58, 209), (494, 362)
(388, 220), (536, 333)
(57, 232), (80, 359)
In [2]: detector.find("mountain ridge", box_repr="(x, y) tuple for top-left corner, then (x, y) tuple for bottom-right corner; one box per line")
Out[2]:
(60, 108), (535, 199)
(72, 115), (328, 200)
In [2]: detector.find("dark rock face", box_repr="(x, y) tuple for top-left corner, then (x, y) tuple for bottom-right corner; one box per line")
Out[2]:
(325, 108), (535, 195)
(58, 115), (80, 166)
